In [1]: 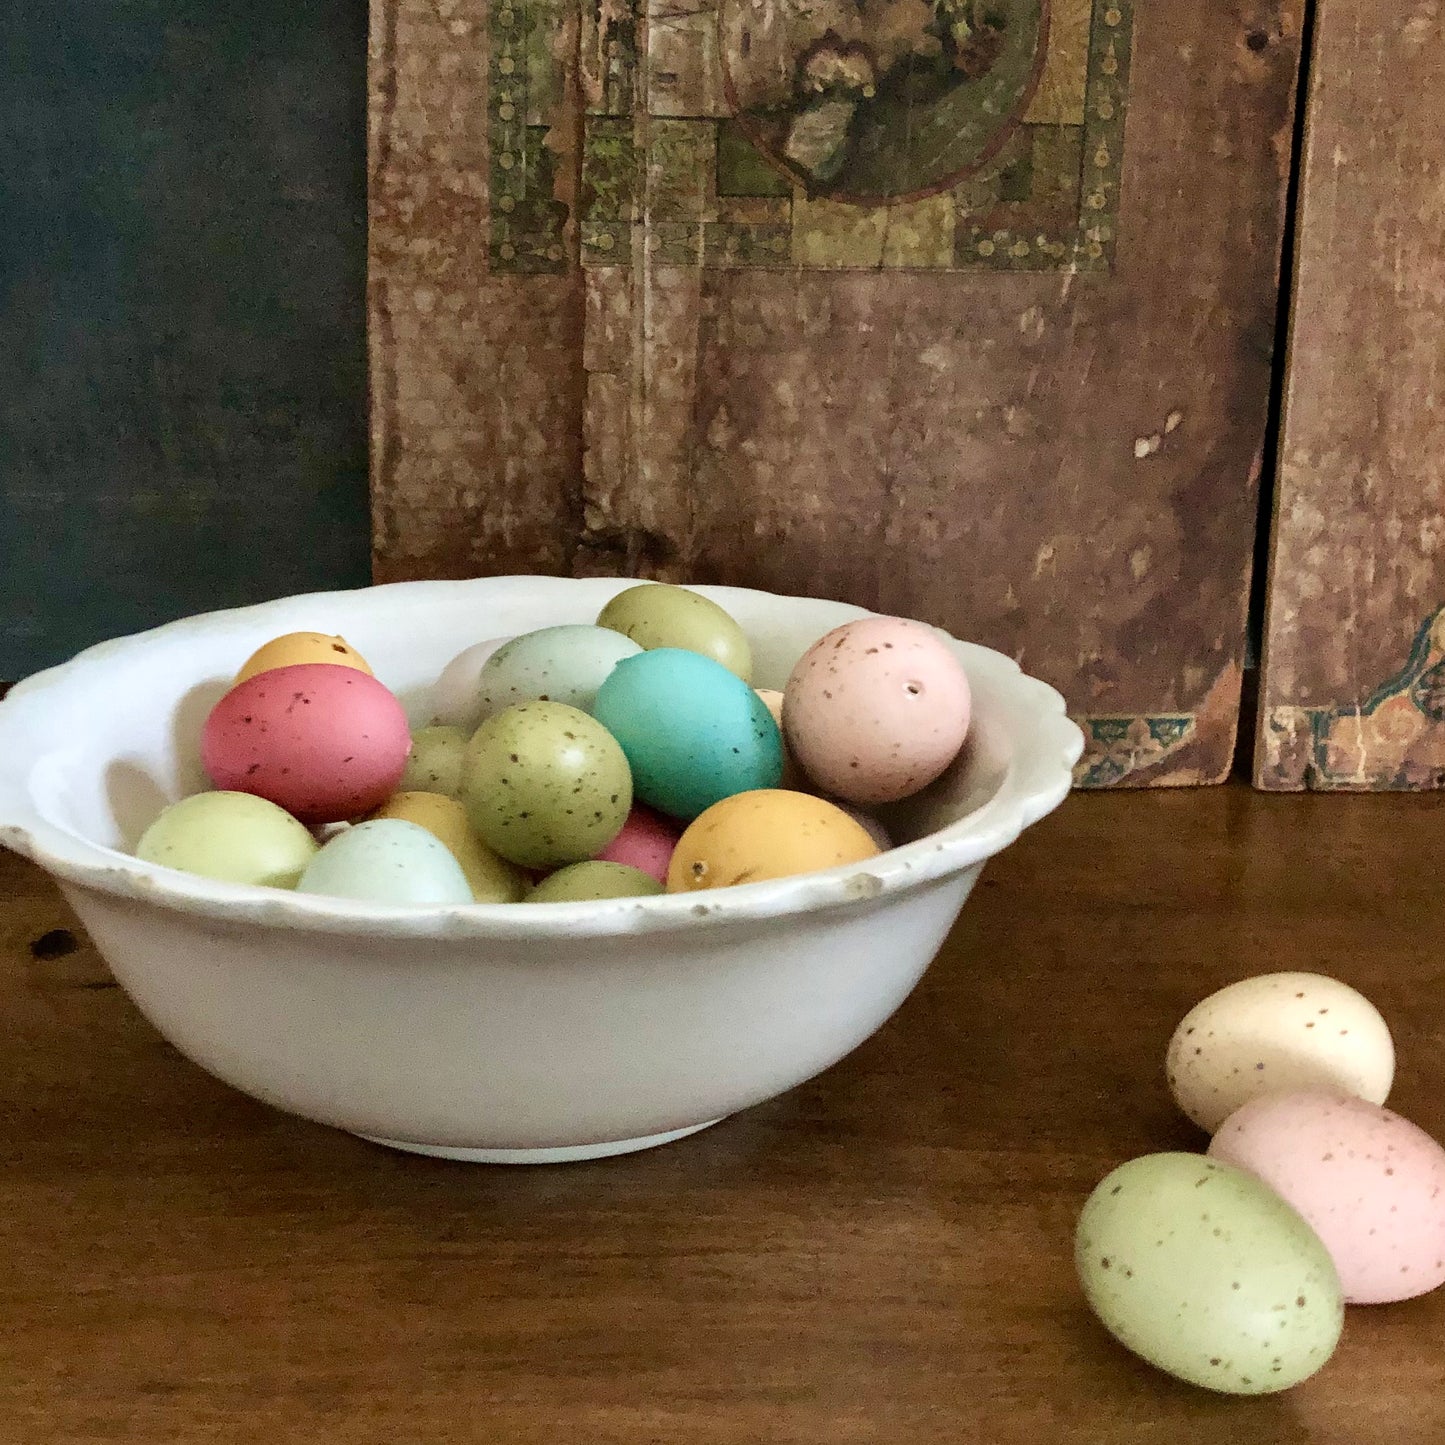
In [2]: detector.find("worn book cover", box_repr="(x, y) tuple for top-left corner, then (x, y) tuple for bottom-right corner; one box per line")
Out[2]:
(370, 0), (1301, 785)
(1256, 1), (1445, 790)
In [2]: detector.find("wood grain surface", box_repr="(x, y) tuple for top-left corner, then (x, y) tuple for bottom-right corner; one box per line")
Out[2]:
(1256, 0), (1445, 790)
(368, 0), (1304, 788)
(4, 785), (1444, 1442)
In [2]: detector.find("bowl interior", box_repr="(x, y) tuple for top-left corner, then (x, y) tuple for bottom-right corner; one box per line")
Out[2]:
(15, 579), (1012, 860)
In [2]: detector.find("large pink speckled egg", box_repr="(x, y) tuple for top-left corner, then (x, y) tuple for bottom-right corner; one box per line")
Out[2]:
(1209, 1090), (1445, 1304)
(202, 663), (411, 825)
(592, 804), (682, 885)
(782, 617), (971, 805)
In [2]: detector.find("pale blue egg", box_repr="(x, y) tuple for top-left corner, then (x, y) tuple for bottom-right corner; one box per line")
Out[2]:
(297, 819), (473, 905)
(476, 625), (643, 721)
(592, 649), (784, 820)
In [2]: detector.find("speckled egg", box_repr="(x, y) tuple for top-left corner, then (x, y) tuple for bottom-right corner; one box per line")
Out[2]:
(201, 663), (412, 825)
(429, 636), (513, 730)
(461, 701), (632, 869)
(476, 625), (642, 721)
(370, 790), (527, 903)
(783, 616), (971, 804)
(297, 818), (473, 905)
(592, 804), (681, 885)
(1167, 972), (1395, 1132)
(235, 631), (372, 685)
(1209, 1090), (1445, 1304)
(135, 791), (318, 888)
(526, 861), (664, 903)
(597, 584), (753, 682)
(1076, 1153), (1344, 1394)
(593, 649), (783, 821)
(666, 789), (880, 892)
(399, 725), (468, 798)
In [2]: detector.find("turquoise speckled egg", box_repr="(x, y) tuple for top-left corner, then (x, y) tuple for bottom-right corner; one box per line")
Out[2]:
(1075, 1153), (1343, 1395)
(592, 649), (784, 821)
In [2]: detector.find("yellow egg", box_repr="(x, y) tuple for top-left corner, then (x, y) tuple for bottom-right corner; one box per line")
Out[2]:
(235, 631), (373, 684)
(370, 791), (527, 903)
(666, 789), (880, 893)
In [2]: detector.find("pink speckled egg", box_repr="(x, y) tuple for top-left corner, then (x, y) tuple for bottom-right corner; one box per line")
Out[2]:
(202, 663), (411, 825)
(783, 617), (971, 805)
(1209, 1090), (1445, 1304)
(592, 804), (682, 885)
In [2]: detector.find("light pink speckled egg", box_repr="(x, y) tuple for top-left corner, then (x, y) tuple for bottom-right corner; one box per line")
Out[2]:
(782, 617), (971, 805)
(1209, 1090), (1445, 1304)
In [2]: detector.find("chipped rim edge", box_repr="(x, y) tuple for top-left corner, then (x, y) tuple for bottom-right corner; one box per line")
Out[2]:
(0, 577), (1083, 941)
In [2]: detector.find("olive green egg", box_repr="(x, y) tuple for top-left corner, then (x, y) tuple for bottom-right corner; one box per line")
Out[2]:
(596, 584), (753, 683)
(400, 724), (468, 798)
(136, 791), (318, 888)
(462, 701), (632, 869)
(525, 861), (663, 903)
(1075, 1153), (1343, 1395)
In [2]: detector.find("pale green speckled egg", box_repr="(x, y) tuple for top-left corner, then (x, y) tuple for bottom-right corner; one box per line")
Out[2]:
(476, 626), (642, 721)
(525, 861), (663, 903)
(400, 725), (468, 799)
(596, 584), (752, 683)
(1075, 1153), (1343, 1395)
(462, 701), (632, 869)
(136, 791), (318, 889)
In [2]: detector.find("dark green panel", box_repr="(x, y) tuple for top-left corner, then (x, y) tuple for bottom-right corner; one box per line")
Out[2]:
(0, 2), (371, 678)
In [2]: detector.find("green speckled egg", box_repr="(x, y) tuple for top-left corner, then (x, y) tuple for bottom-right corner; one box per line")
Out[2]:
(596, 584), (752, 683)
(1075, 1153), (1343, 1395)
(400, 725), (468, 798)
(462, 702), (632, 869)
(525, 861), (663, 903)
(476, 625), (642, 721)
(136, 791), (318, 888)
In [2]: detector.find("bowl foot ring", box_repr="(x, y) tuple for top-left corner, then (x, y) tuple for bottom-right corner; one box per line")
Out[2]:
(357, 1118), (724, 1164)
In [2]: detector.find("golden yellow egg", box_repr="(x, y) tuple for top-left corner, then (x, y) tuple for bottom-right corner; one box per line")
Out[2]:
(666, 789), (880, 893)
(370, 791), (527, 903)
(235, 631), (373, 684)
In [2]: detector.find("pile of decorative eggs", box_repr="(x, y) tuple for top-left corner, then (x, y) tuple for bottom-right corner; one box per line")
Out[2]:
(134, 584), (973, 905)
(1077, 971), (1445, 1395)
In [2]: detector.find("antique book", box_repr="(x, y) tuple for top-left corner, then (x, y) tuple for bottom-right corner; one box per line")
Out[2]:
(370, 0), (1303, 785)
(1256, 1), (1445, 790)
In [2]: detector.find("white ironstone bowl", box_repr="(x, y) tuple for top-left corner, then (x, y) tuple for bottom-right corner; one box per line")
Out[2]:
(0, 577), (1081, 1162)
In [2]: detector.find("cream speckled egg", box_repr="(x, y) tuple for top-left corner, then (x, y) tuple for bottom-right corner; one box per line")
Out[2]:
(783, 617), (971, 804)
(1167, 972), (1394, 1132)
(1209, 1090), (1445, 1304)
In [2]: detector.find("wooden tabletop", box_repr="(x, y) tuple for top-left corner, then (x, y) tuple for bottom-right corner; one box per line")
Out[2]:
(3, 783), (1443, 1443)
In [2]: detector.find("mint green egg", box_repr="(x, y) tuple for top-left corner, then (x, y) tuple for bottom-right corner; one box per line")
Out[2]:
(525, 861), (663, 903)
(476, 625), (642, 721)
(1076, 1153), (1343, 1394)
(136, 791), (317, 888)
(297, 819), (473, 905)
